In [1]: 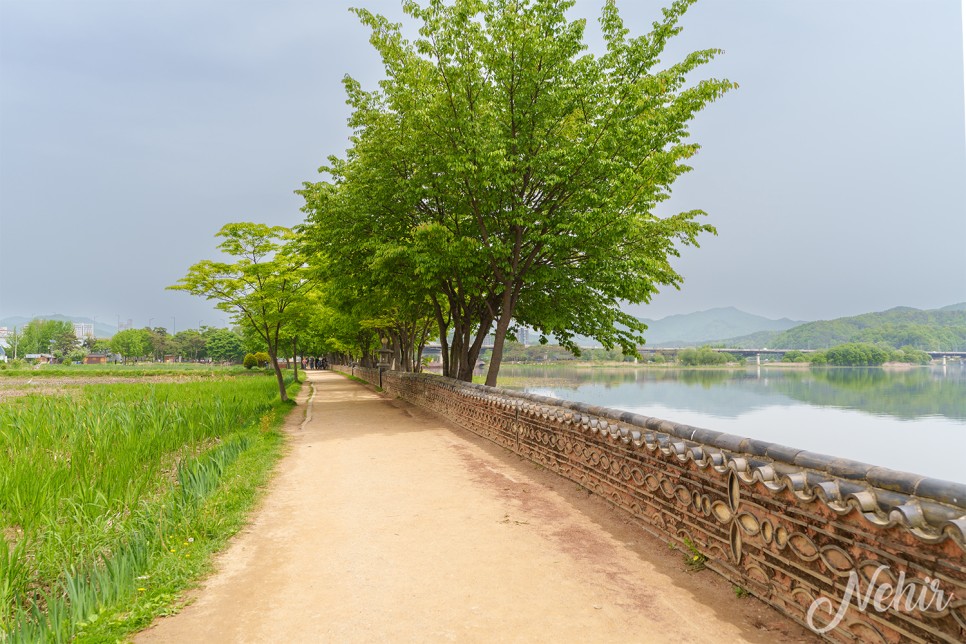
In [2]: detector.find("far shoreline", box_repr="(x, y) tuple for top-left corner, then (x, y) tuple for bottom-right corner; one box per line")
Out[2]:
(426, 360), (943, 373)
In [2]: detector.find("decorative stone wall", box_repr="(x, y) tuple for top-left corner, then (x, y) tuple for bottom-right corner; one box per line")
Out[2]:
(333, 366), (966, 643)
(337, 365), (380, 386)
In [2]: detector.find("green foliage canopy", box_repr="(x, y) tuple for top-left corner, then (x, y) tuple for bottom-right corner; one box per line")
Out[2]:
(204, 328), (246, 363)
(15, 319), (77, 357)
(678, 346), (737, 366)
(769, 309), (966, 351)
(822, 343), (893, 367)
(110, 329), (151, 362)
(300, 0), (734, 383)
(169, 223), (315, 401)
(172, 329), (207, 361)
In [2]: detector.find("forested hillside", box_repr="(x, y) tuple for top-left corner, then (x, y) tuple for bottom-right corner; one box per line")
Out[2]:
(724, 306), (966, 351)
(636, 307), (802, 346)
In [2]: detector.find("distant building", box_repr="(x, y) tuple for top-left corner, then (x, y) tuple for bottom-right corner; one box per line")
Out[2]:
(73, 323), (94, 339)
(0, 327), (8, 341)
(24, 353), (53, 364)
(83, 353), (109, 365)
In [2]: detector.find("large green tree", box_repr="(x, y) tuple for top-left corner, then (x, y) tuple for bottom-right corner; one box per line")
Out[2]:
(16, 319), (77, 357)
(146, 327), (170, 361)
(204, 328), (246, 363)
(110, 328), (151, 362)
(300, 0), (733, 384)
(172, 329), (207, 361)
(169, 223), (314, 402)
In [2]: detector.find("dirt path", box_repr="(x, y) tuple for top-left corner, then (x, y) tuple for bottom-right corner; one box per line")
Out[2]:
(136, 371), (816, 643)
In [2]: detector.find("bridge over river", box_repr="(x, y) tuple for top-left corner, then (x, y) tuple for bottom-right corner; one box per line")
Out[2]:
(639, 347), (966, 361)
(421, 342), (965, 363)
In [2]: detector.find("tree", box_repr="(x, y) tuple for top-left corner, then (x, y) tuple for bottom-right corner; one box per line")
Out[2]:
(110, 328), (151, 363)
(169, 223), (315, 402)
(300, 0), (733, 384)
(16, 319), (77, 357)
(172, 329), (206, 361)
(2, 326), (23, 359)
(893, 346), (931, 365)
(205, 328), (246, 363)
(678, 346), (733, 366)
(51, 327), (78, 359)
(146, 327), (170, 361)
(824, 343), (892, 367)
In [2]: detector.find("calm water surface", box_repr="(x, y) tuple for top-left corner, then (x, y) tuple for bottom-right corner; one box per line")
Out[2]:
(495, 364), (966, 484)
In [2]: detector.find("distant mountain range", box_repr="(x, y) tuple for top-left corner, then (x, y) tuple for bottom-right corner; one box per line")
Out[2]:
(638, 307), (804, 347)
(4, 303), (965, 351)
(0, 314), (117, 339)
(718, 304), (966, 351)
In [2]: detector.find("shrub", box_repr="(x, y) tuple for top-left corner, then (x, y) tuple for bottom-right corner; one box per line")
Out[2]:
(678, 346), (732, 366)
(893, 347), (931, 364)
(824, 342), (892, 366)
(253, 351), (270, 367)
(808, 351), (828, 365)
(243, 353), (258, 370)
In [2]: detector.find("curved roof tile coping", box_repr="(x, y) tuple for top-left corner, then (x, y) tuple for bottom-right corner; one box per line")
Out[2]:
(390, 372), (966, 544)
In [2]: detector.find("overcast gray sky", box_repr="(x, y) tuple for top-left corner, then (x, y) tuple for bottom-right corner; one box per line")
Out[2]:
(1, 0), (964, 333)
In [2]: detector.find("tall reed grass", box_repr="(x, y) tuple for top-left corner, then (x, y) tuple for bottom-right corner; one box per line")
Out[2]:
(0, 363), (251, 378)
(0, 374), (295, 641)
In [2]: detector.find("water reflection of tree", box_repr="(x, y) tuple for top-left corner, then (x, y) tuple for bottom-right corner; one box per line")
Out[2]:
(775, 367), (966, 421)
(499, 365), (966, 422)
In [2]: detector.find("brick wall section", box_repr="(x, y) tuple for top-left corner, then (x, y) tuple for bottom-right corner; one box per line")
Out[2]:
(333, 366), (966, 643)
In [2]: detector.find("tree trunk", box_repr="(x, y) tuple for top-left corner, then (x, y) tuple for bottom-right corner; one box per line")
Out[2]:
(485, 316), (511, 387)
(485, 287), (518, 386)
(291, 337), (300, 384)
(457, 312), (493, 382)
(432, 298), (451, 377)
(268, 347), (289, 402)
(449, 317), (466, 379)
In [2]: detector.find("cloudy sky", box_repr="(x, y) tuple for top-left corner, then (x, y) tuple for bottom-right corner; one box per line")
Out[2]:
(1, 0), (964, 333)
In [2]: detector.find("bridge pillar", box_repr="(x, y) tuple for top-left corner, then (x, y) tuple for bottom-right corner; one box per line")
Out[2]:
(756, 353), (761, 366)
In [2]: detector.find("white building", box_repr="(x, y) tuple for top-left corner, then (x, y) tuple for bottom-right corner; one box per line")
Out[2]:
(73, 323), (94, 339)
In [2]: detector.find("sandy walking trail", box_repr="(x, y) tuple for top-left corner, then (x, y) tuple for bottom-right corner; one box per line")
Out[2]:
(137, 371), (815, 643)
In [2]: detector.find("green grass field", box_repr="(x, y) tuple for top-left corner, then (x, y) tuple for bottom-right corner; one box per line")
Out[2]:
(0, 362), (251, 378)
(0, 369), (299, 642)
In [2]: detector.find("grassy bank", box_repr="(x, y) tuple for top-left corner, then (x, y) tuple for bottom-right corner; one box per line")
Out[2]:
(0, 372), (299, 642)
(0, 363), (252, 378)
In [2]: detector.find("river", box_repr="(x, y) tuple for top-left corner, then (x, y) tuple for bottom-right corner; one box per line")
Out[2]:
(493, 363), (966, 485)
